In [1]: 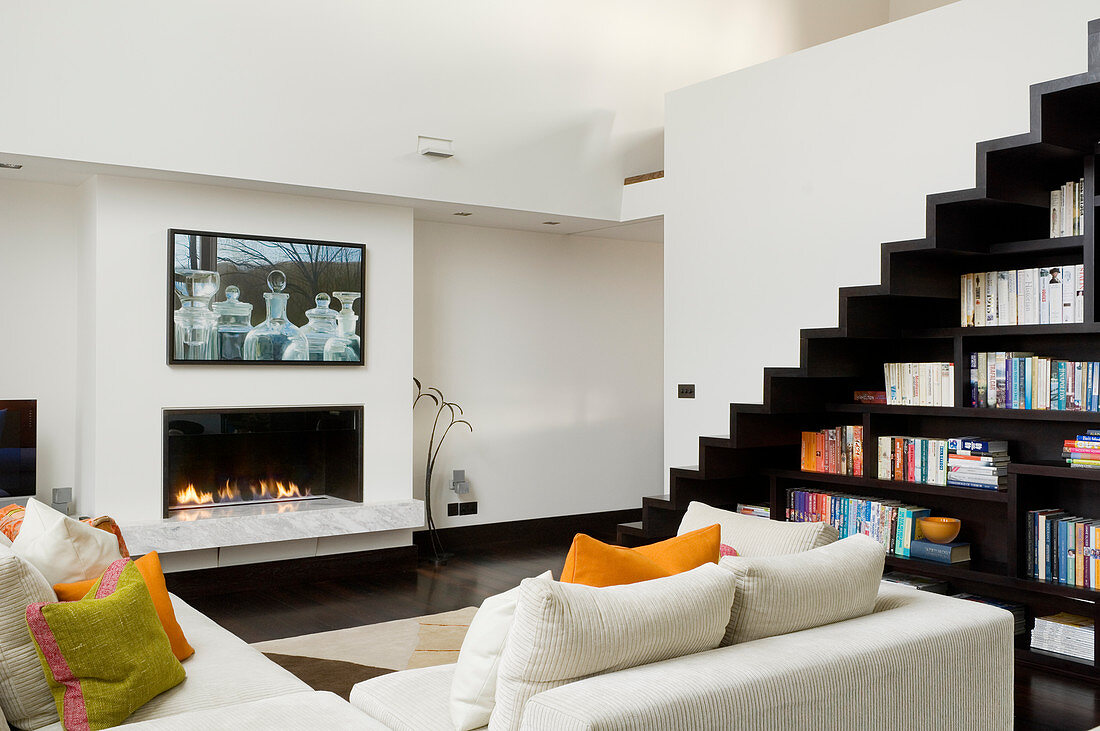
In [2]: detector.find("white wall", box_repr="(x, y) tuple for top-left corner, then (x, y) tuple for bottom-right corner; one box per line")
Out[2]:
(0, 1), (889, 222)
(0, 180), (78, 501)
(664, 0), (1099, 477)
(80, 176), (414, 522)
(414, 221), (663, 526)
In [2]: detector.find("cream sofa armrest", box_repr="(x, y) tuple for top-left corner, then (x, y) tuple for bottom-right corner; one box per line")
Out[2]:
(518, 585), (1013, 731)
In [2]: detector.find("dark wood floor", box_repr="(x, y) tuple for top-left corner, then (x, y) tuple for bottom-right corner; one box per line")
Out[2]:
(186, 538), (1100, 731)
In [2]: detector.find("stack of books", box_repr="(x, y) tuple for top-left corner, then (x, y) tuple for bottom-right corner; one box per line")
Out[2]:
(799, 426), (863, 476)
(952, 594), (1026, 635)
(908, 539), (970, 564)
(946, 437), (1008, 491)
(883, 362), (954, 407)
(1026, 508), (1100, 586)
(735, 503), (770, 519)
(876, 436), (948, 486)
(969, 352), (1100, 411)
(785, 488), (928, 557)
(1051, 179), (1085, 238)
(1064, 431), (1100, 469)
(960, 265), (1084, 326)
(1032, 613), (1094, 664)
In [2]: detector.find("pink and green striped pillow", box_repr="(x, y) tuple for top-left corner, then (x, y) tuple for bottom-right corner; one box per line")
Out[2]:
(26, 559), (185, 730)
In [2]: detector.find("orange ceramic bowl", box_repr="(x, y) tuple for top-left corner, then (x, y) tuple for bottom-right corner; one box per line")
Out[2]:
(919, 517), (961, 544)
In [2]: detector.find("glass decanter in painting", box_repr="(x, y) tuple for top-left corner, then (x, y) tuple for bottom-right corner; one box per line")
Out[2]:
(285, 293), (339, 361)
(173, 269), (220, 360)
(242, 270), (308, 361)
(322, 291), (362, 362)
(212, 285), (254, 361)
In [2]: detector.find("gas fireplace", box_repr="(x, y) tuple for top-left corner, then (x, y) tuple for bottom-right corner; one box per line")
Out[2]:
(162, 406), (363, 518)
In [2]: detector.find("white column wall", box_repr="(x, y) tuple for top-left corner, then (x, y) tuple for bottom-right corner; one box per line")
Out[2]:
(414, 221), (663, 526)
(0, 180), (78, 502)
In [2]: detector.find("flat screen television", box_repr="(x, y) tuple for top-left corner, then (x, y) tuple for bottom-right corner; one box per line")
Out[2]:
(0, 400), (35, 498)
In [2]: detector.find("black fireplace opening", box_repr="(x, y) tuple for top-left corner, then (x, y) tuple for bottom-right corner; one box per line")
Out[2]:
(162, 405), (363, 518)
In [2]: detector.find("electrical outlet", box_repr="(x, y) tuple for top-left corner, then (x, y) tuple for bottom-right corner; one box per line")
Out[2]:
(678, 384), (695, 399)
(447, 502), (460, 516)
(459, 501), (478, 516)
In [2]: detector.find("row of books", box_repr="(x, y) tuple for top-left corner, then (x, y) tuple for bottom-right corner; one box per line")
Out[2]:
(1032, 613), (1093, 664)
(735, 503), (770, 519)
(786, 488), (957, 560)
(1026, 508), (1100, 587)
(884, 362), (955, 407)
(959, 265), (1084, 327)
(1065, 430), (1100, 469)
(1050, 179), (1085, 238)
(798, 426), (864, 476)
(875, 436), (1008, 490)
(969, 352), (1100, 411)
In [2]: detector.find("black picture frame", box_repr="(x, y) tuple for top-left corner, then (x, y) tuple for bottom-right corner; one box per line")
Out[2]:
(167, 228), (366, 366)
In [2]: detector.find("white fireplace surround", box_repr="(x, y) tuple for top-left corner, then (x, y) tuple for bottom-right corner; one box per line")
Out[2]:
(128, 497), (424, 554)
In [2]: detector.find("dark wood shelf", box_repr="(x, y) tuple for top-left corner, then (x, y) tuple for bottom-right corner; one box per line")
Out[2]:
(987, 235), (1084, 255)
(1011, 462), (1100, 481)
(884, 554), (1008, 579)
(767, 468), (1008, 502)
(828, 403), (1100, 422)
(1016, 647), (1096, 677)
(951, 323), (1100, 337)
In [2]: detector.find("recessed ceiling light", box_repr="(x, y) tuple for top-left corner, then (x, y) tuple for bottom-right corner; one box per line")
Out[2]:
(453, 212), (473, 216)
(0, 163), (23, 170)
(542, 221), (560, 226)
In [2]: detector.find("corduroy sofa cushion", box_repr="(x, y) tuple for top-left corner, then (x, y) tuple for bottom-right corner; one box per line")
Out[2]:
(718, 533), (884, 645)
(489, 563), (736, 731)
(678, 501), (839, 556)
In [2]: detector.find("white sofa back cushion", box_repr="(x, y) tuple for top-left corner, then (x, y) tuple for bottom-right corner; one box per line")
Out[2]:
(449, 571), (552, 731)
(0, 545), (59, 730)
(678, 501), (838, 556)
(11, 499), (122, 585)
(718, 533), (884, 645)
(489, 563), (736, 731)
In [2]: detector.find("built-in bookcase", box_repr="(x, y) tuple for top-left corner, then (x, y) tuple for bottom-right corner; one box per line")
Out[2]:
(618, 19), (1100, 682)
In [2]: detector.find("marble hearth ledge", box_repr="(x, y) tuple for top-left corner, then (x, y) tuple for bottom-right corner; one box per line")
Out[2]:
(120, 498), (424, 555)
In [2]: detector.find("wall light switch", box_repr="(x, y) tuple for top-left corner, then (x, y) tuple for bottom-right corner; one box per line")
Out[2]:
(678, 384), (695, 399)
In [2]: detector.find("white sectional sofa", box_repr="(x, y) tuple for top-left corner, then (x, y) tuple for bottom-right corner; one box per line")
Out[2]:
(350, 580), (1013, 730)
(349, 503), (1015, 730)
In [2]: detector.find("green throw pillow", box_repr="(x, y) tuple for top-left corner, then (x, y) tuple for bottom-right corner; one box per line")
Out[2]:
(25, 559), (185, 730)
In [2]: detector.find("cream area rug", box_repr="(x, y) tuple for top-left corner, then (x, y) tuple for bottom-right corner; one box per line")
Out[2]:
(251, 607), (476, 699)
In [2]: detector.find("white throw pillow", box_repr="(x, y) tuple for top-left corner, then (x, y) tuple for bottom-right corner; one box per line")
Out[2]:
(11, 498), (122, 585)
(488, 563), (736, 731)
(678, 500), (839, 556)
(0, 544), (58, 729)
(449, 571), (552, 731)
(718, 533), (885, 645)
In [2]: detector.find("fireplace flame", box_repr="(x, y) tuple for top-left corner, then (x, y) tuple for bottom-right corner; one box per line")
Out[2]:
(173, 478), (311, 508)
(175, 484), (214, 506)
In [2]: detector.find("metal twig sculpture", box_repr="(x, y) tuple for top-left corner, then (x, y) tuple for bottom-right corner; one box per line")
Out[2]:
(414, 378), (473, 565)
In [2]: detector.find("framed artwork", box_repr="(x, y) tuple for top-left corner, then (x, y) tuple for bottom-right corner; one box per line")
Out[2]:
(168, 229), (365, 366)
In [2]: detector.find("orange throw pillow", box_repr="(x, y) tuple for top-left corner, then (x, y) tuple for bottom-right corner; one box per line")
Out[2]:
(54, 551), (194, 661)
(560, 524), (721, 587)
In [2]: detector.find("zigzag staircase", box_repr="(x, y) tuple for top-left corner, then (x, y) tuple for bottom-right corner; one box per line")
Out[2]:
(618, 21), (1100, 684)
(620, 19), (1100, 548)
